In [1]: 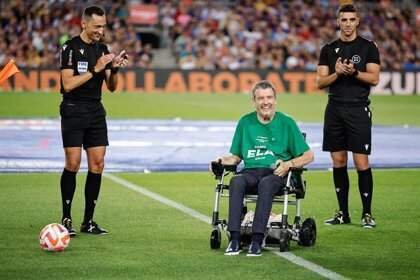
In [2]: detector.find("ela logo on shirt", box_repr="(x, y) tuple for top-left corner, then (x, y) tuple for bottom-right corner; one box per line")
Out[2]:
(247, 149), (274, 159)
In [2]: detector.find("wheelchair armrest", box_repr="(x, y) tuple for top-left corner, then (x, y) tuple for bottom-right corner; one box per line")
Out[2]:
(211, 161), (237, 177)
(224, 164), (238, 172)
(288, 168), (307, 199)
(290, 167), (307, 173)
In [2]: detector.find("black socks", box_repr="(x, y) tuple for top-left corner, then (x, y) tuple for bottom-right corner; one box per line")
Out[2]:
(333, 166), (350, 217)
(60, 168), (77, 220)
(333, 167), (373, 216)
(83, 171), (102, 224)
(358, 168), (373, 215)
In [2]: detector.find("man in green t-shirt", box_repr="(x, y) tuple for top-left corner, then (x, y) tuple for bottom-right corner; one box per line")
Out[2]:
(213, 80), (314, 257)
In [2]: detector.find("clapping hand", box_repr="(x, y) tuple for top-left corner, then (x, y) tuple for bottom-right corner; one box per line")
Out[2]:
(112, 50), (129, 68)
(94, 53), (115, 72)
(335, 57), (356, 76)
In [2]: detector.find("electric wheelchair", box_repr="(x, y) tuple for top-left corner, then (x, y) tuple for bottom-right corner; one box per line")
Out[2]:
(209, 162), (316, 252)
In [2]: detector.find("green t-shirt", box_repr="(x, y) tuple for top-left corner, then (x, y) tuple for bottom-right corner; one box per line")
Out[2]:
(230, 111), (310, 169)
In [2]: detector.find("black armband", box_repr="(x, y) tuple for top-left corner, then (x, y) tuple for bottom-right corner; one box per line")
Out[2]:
(110, 67), (119, 74)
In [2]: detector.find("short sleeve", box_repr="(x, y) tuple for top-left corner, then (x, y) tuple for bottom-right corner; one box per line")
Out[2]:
(318, 45), (330, 66)
(60, 42), (74, 70)
(229, 118), (244, 158)
(367, 41), (380, 65)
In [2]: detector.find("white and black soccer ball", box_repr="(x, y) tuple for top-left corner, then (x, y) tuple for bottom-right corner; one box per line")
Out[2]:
(39, 223), (70, 252)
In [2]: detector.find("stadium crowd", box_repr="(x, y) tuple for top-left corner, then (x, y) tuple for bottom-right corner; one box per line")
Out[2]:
(0, 0), (418, 71)
(0, 0), (153, 68)
(165, 0), (418, 70)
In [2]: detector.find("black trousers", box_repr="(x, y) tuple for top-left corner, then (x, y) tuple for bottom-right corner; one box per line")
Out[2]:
(228, 168), (287, 234)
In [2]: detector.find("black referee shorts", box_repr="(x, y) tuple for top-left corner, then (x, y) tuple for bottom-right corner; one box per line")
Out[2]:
(60, 101), (109, 149)
(323, 101), (372, 154)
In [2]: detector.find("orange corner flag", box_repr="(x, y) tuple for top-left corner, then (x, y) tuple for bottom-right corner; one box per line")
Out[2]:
(0, 59), (20, 85)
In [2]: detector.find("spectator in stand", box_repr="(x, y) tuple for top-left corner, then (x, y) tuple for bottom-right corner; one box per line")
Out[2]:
(137, 43), (154, 68)
(165, 0), (418, 71)
(0, 0), (150, 68)
(0, 0), (417, 70)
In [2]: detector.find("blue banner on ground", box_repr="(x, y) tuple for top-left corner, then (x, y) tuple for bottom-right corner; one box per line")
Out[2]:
(0, 119), (419, 172)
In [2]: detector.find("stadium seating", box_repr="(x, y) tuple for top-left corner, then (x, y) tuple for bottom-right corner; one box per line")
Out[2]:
(0, 0), (417, 70)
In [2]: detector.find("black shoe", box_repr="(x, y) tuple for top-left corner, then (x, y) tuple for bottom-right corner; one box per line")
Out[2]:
(80, 220), (108, 235)
(246, 241), (262, 257)
(62, 217), (76, 237)
(324, 211), (351, 225)
(361, 213), (376, 229)
(224, 239), (241, 256)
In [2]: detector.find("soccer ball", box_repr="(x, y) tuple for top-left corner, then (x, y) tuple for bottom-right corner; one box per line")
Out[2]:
(39, 223), (70, 252)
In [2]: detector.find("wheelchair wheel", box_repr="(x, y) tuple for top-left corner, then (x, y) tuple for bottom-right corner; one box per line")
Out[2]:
(299, 218), (317, 247)
(279, 229), (290, 252)
(210, 229), (221, 249)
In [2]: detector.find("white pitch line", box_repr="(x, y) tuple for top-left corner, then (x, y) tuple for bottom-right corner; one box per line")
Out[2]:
(104, 173), (211, 224)
(104, 173), (349, 280)
(269, 249), (349, 280)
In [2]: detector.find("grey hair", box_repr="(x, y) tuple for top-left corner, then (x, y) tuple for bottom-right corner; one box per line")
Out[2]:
(251, 80), (276, 100)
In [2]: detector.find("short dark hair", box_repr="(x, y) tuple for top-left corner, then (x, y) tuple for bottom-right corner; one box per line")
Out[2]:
(251, 80), (276, 99)
(83, 5), (105, 19)
(337, 4), (357, 16)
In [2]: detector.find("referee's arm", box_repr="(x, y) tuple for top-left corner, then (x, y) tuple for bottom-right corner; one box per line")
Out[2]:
(317, 59), (380, 89)
(353, 63), (380, 86)
(105, 50), (129, 92)
(316, 57), (348, 89)
(61, 54), (114, 93)
(316, 65), (338, 89)
(105, 69), (118, 92)
(61, 69), (96, 93)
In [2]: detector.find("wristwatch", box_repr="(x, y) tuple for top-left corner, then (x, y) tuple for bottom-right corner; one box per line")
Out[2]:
(110, 67), (119, 74)
(89, 68), (100, 77)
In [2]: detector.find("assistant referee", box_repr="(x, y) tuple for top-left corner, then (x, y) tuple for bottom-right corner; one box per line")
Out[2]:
(316, 4), (380, 229)
(59, 5), (128, 236)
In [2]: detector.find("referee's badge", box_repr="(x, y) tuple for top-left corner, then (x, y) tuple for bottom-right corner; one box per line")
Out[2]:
(351, 55), (361, 64)
(77, 61), (88, 73)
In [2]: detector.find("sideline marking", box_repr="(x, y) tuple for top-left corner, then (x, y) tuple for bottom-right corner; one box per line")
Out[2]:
(104, 173), (349, 280)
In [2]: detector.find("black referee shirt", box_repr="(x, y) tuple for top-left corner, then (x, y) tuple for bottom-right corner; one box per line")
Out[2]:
(60, 36), (111, 102)
(318, 36), (380, 104)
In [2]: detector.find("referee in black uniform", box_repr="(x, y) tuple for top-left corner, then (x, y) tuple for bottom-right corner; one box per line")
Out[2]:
(316, 4), (380, 228)
(59, 5), (128, 235)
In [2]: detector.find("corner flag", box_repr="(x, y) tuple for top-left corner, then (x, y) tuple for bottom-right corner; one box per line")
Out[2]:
(0, 59), (20, 85)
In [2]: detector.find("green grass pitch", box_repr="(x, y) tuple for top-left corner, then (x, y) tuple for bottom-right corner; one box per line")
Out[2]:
(0, 91), (420, 126)
(0, 91), (419, 279)
(0, 170), (419, 279)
